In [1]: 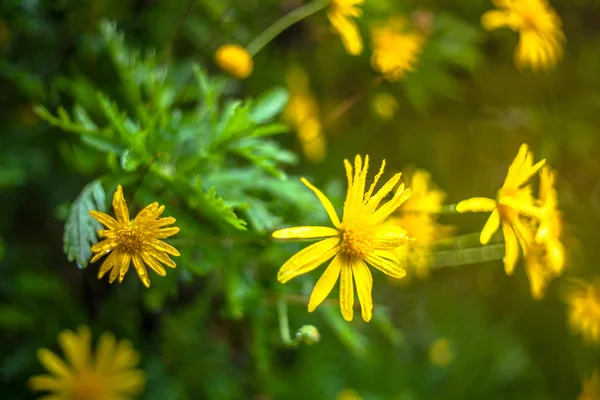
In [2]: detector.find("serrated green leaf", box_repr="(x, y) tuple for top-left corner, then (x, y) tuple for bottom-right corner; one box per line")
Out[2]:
(250, 87), (289, 123)
(63, 180), (106, 267)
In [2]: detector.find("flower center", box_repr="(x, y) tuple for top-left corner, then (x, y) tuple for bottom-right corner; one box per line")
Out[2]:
(118, 224), (145, 253)
(340, 219), (374, 259)
(520, 11), (539, 31)
(70, 370), (106, 400)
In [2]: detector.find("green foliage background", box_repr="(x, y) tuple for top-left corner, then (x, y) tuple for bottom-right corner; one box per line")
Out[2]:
(1, 0), (600, 399)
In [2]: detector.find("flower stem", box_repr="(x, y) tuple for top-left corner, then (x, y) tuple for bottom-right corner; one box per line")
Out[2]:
(246, 0), (330, 57)
(430, 243), (505, 269)
(277, 298), (298, 347)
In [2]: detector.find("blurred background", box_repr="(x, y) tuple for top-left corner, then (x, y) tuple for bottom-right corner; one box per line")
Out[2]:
(1, 0), (600, 399)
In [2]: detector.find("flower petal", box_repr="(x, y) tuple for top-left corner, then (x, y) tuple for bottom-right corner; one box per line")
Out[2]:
(148, 238), (180, 257)
(502, 223), (519, 275)
(273, 226), (339, 240)
(113, 339), (140, 370)
(365, 250), (406, 278)
(89, 211), (119, 230)
(141, 253), (167, 277)
(498, 196), (543, 219)
(113, 185), (130, 224)
(339, 264), (354, 321)
(301, 178), (341, 228)
(365, 173), (402, 213)
(91, 237), (120, 254)
(373, 224), (413, 249)
(28, 375), (63, 391)
(37, 349), (72, 378)
(151, 227), (180, 239)
(352, 259), (373, 322)
(481, 10), (516, 30)
(98, 229), (117, 239)
(110, 370), (146, 393)
(58, 326), (90, 372)
(480, 209), (500, 245)
(148, 217), (177, 229)
(149, 250), (177, 268)
(97, 249), (120, 279)
(277, 237), (341, 283)
(455, 197), (496, 213)
(132, 254), (150, 288)
(308, 254), (342, 312)
(95, 332), (117, 373)
(114, 252), (131, 284)
(133, 202), (160, 225)
(328, 11), (363, 55)
(372, 187), (411, 225)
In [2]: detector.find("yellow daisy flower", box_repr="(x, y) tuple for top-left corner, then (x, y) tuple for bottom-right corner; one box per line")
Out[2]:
(214, 44), (254, 79)
(283, 67), (326, 163)
(90, 185), (180, 288)
(389, 169), (454, 278)
(29, 325), (145, 400)
(566, 279), (600, 344)
(456, 143), (545, 275)
(273, 155), (413, 322)
(524, 166), (565, 299)
(328, 0), (365, 56)
(578, 370), (600, 400)
(481, 0), (565, 70)
(370, 17), (424, 81)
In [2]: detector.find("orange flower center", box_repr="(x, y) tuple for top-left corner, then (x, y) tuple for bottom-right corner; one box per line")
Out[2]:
(118, 224), (145, 253)
(70, 370), (107, 400)
(340, 219), (374, 259)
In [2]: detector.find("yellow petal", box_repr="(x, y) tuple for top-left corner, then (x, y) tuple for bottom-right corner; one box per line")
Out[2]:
(301, 177), (341, 228)
(364, 159), (386, 201)
(352, 259), (373, 322)
(152, 227), (180, 239)
(455, 197), (496, 213)
(308, 254), (342, 312)
(89, 210), (119, 230)
(113, 252), (131, 284)
(113, 185), (130, 224)
(95, 332), (117, 373)
(113, 339), (140, 370)
(344, 159), (353, 195)
(481, 10), (516, 30)
(37, 349), (72, 377)
(28, 375), (63, 391)
(133, 202), (160, 224)
(502, 223), (519, 275)
(141, 253), (167, 277)
(328, 12), (363, 55)
(547, 239), (565, 273)
(339, 264), (354, 321)
(132, 254), (150, 288)
(148, 217), (177, 229)
(97, 249), (119, 279)
(277, 237), (341, 283)
(365, 173), (402, 213)
(373, 225), (413, 249)
(110, 370), (146, 393)
(372, 187), (411, 225)
(365, 250), (406, 278)
(149, 238), (180, 257)
(480, 209), (500, 245)
(57, 326), (90, 372)
(498, 196), (543, 219)
(149, 250), (177, 268)
(91, 237), (119, 254)
(98, 229), (117, 238)
(272, 226), (339, 240)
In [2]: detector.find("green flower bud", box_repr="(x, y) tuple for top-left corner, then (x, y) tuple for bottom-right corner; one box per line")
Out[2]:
(295, 325), (321, 345)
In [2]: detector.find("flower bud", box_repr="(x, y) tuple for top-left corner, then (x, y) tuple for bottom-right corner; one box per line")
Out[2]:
(295, 325), (320, 345)
(214, 44), (253, 79)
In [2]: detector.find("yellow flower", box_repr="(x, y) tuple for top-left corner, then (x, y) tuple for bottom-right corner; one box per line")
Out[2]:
(456, 143), (545, 276)
(566, 280), (600, 344)
(578, 370), (600, 400)
(337, 389), (363, 400)
(273, 155), (413, 322)
(283, 67), (326, 163)
(214, 44), (254, 79)
(389, 169), (454, 278)
(328, 0), (364, 56)
(524, 166), (565, 299)
(481, 0), (565, 70)
(29, 325), (145, 400)
(89, 185), (180, 288)
(428, 338), (454, 367)
(372, 93), (398, 120)
(370, 17), (424, 81)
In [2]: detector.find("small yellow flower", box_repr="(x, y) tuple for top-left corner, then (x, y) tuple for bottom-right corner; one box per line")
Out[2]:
(372, 93), (399, 120)
(566, 280), (600, 344)
(370, 17), (424, 81)
(524, 166), (565, 299)
(428, 338), (455, 367)
(578, 370), (600, 400)
(273, 155), (413, 322)
(214, 44), (254, 79)
(284, 67), (326, 163)
(29, 325), (145, 400)
(328, 0), (365, 56)
(389, 169), (454, 278)
(89, 185), (180, 288)
(456, 143), (545, 276)
(481, 0), (565, 70)
(337, 389), (363, 400)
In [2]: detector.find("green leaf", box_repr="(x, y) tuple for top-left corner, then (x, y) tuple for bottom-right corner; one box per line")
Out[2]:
(250, 87), (289, 123)
(63, 180), (106, 268)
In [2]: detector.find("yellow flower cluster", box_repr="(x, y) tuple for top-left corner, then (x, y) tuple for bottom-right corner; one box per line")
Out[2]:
(457, 144), (565, 299)
(566, 280), (600, 344)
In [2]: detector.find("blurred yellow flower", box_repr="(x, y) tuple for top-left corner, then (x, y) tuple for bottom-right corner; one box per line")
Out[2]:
(481, 0), (564, 70)
(90, 185), (180, 288)
(524, 166), (565, 299)
(29, 325), (145, 400)
(273, 155), (413, 322)
(372, 93), (399, 120)
(214, 44), (254, 79)
(566, 280), (600, 344)
(370, 17), (424, 81)
(456, 143), (545, 276)
(337, 388), (363, 400)
(390, 169), (454, 278)
(283, 67), (326, 163)
(578, 370), (600, 400)
(328, 0), (364, 55)
(429, 338), (455, 367)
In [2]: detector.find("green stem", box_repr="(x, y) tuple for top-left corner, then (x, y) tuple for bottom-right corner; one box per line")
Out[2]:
(277, 298), (297, 347)
(246, 0), (330, 56)
(431, 243), (505, 269)
(434, 204), (460, 215)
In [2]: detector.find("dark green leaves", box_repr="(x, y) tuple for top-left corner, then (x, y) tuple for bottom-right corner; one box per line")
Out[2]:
(63, 180), (106, 268)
